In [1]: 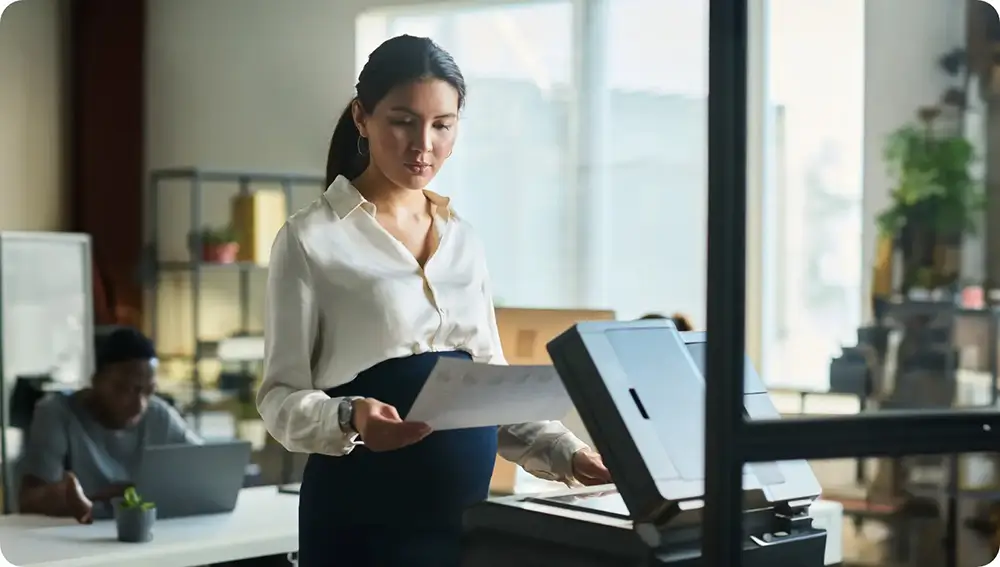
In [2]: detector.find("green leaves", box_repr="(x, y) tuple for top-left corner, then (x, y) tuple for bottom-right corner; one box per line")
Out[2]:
(198, 224), (239, 245)
(876, 120), (983, 238)
(120, 486), (155, 510)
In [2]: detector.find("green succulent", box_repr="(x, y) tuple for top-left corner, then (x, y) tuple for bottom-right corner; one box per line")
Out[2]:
(120, 486), (155, 511)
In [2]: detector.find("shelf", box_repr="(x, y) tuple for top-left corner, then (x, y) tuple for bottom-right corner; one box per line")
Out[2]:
(159, 336), (265, 363)
(158, 261), (267, 272)
(147, 167), (325, 435)
(909, 484), (1000, 501)
(150, 167), (324, 186)
(880, 300), (1000, 320)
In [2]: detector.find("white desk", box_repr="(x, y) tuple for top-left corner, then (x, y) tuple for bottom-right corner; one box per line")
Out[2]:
(0, 487), (298, 567)
(0, 487), (843, 567)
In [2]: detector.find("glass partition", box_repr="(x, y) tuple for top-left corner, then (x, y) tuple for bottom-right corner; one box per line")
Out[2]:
(704, 1), (1000, 565)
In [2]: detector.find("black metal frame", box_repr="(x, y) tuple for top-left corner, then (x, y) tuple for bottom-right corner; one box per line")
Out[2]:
(702, 1), (1000, 565)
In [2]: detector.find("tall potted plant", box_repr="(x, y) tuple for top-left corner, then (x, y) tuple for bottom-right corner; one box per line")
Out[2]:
(875, 107), (984, 293)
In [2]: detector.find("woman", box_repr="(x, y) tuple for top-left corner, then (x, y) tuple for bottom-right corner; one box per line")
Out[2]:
(257, 35), (610, 567)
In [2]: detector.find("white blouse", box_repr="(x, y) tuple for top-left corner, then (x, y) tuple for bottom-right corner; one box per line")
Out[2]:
(257, 175), (588, 482)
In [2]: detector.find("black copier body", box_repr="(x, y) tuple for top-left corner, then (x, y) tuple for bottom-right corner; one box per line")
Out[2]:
(463, 320), (828, 567)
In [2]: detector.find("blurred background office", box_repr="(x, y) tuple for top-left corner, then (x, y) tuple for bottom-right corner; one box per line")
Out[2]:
(3, 0), (1000, 565)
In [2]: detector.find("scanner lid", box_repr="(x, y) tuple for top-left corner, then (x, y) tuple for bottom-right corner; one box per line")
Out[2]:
(546, 320), (820, 525)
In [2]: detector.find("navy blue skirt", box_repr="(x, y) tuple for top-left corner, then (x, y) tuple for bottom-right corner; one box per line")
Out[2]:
(298, 351), (498, 567)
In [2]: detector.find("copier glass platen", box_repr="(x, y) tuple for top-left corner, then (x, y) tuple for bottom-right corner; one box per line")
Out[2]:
(462, 320), (828, 567)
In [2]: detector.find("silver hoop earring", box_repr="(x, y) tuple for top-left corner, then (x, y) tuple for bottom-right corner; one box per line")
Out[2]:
(357, 136), (368, 156)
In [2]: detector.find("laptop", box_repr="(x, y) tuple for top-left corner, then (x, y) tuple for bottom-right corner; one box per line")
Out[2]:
(131, 440), (252, 519)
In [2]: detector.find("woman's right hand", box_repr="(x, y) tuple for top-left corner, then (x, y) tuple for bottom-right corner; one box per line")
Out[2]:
(351, 398), (432, 452)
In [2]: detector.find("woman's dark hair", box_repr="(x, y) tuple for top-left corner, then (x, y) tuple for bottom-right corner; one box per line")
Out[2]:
(670, 313), (694, 332)
(325, 35), (467, 187)
(638, 312), (694, 332)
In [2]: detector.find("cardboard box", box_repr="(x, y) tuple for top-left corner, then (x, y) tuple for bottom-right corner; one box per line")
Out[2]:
(488, 307), (616, 494)
(231, 190), (287, 265)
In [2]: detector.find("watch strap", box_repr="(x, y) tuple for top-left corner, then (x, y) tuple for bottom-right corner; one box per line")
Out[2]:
(338, 396), (363, 435)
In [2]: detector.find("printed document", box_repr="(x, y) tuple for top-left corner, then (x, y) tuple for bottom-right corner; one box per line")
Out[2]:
(405, 358), (573, 430)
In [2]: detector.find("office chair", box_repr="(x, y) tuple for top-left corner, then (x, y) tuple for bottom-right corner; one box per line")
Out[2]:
(9, 374), (52, 431)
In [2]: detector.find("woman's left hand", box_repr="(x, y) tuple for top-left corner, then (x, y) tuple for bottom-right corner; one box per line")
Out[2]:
(571, 448), (612, 486)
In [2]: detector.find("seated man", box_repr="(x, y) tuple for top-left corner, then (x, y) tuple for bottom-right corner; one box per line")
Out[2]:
(18, 327), (201, 523)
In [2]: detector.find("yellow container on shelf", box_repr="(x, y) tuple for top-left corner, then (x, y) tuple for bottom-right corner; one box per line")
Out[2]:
(231, 190), (287, 265)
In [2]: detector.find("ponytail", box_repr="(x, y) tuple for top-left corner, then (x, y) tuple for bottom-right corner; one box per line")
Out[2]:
(325, 102), (368, 187)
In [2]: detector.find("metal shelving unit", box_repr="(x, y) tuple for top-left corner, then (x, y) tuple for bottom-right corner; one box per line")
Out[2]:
(144, 168), (324, 431)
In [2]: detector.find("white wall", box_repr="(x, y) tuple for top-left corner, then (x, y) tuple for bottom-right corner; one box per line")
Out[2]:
(861, 0), (966, 319)
(0, 0), (68, 232)
(146, 0), (377, 355)
(146, 0), (457, 179)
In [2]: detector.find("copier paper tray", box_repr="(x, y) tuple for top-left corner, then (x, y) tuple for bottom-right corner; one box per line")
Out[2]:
(464, 485), (826, 567)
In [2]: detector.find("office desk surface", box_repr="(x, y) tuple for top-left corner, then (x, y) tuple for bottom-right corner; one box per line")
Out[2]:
(0, 488), (843, 567)
(0, 486), (298, 567)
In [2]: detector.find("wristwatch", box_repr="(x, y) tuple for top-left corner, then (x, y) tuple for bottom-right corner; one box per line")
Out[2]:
(338, 396), (364, 436)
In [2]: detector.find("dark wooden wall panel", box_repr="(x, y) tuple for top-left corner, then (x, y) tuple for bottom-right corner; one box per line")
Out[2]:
(69, 0), (145, 327)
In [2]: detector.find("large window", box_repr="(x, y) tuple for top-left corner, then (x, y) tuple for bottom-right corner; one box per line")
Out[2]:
(604, 0), (709, 321)
(764, 0), (865, 389)
(357, 0), (864, 390)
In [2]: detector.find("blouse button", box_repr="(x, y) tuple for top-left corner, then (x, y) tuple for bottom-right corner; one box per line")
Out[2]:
(411, 343), (422, 354)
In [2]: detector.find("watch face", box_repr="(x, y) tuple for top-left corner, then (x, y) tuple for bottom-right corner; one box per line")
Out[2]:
(338, 399), (354, 432)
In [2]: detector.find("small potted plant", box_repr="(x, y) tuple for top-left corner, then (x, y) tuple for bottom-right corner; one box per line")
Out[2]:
(115, 487), (156, 543)
(196, 225), (240, 264)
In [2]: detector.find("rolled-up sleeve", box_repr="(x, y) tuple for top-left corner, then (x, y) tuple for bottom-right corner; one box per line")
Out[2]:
(256, 224), (357, 456)
(480, 271), (589, 482)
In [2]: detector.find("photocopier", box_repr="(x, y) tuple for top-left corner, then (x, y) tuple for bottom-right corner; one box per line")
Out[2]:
(463, 320), (828, 567)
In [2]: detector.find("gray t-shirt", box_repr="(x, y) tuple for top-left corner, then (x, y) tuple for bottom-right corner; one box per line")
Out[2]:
(19, 392), (201, 501)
